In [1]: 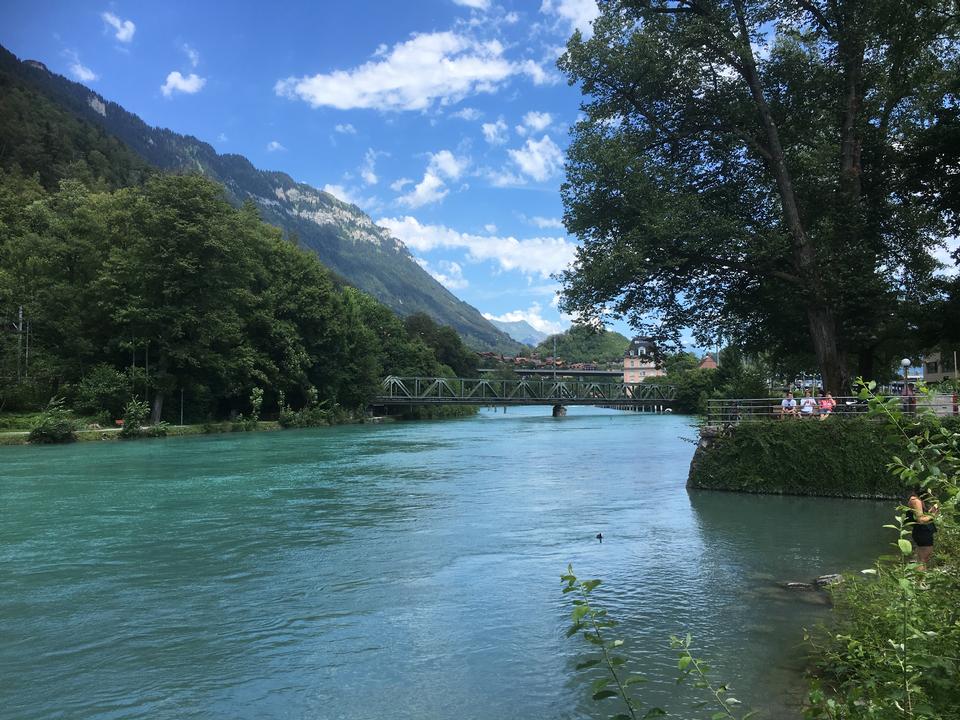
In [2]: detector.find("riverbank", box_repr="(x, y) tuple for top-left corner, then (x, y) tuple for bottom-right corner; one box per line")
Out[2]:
(687, 418), (960, 498)
(0, 405), (480, 446)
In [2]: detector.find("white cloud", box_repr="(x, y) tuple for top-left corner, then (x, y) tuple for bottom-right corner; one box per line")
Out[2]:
(217, 133), (228, 143)
(101, 12), (136, 43)
(429, 149), (468, 180)
(161, 71), (206, 97)
(522, 111), (553, 132)
(65, 51), (98, 82)
(275, 31), (534, 111)
(416, 258), (469, 289)
(390, 177), (413, 192)
(182, 44), (200, 68)
(518, 59), (552, 85)
(361, 148), (380, 185)
(266, 140), (286, 152)
(540, 0), (599, 37)
(334, 123), (357, 134)
(323, 184), (361, 205)
(452, 0), (490, 8)
(504, 11), (520, 23)
(482, 117), (509, 145)
(398, 172), (448, 208)
(484, 302), (566, 335)
(529, 216), (564, 229)
(378, 215), (578, 278)
(396, 150), (469, 208)
(508, 135), (564, 182)
(451, 107), (482, 120)
(484, 223), (498, 233)
(486, 169), (528, 187)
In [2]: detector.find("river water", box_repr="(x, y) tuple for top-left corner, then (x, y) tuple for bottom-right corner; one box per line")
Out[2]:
(1, 407), (893, 719)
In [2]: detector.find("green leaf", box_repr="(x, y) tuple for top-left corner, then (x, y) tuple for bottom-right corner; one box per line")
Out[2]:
(591, 690), (619, 701)
(712, 712), (730, 720)
(572, 605), (590, 622)
(565, 623), (581, 638)
(590, 677), (612, 695)
(897, 538), (913, 555)
(678, 655), (692, 671)
(575, 659), (600, 670)
(624, 676), (647, 686)
(642, 710), (666, 719)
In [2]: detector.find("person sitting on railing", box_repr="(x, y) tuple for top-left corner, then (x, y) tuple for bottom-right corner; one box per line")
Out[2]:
(779, 391), (797, 419)
(818, 392), (836, 421)
(799, 389), (817, 418)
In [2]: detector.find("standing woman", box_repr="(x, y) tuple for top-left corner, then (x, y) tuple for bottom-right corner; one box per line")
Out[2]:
(907, 487), (938, 569)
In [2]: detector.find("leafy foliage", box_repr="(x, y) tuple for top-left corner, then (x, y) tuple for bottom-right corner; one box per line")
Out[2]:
(534, 325), (630, 364)
(557, 1), (957, 391)
(0, 172), (479, 426)
(805, 381), (959, 718)
(688, 419), (935, 497)
(118, 399), (149, 439)
(27, 397), (78, 443)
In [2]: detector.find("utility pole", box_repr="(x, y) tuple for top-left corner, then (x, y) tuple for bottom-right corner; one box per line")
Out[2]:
(16, 305), (22, 382)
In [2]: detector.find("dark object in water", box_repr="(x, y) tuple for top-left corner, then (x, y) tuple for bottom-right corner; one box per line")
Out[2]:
(596, 533), (603, 543)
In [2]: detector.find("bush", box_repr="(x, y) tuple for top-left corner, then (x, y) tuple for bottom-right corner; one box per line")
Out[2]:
(28, 398), (80, 444)
(805, 383), (960, 718)
(688, 419), (907, 497)
(72, 364), (131, 420)
(118, 399), (149, 439)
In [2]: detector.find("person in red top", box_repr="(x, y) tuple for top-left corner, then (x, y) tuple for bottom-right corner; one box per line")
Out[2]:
(818, 392), (836, 421)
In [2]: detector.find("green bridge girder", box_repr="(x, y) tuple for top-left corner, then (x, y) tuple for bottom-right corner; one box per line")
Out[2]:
(373, 376), (677, 406)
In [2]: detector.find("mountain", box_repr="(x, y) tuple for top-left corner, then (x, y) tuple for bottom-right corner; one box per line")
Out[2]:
(487, 319), (549, 347)
(0, 46), (523, 354)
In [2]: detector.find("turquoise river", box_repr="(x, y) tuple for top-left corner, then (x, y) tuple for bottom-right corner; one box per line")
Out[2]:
(1, 407), (893, 719)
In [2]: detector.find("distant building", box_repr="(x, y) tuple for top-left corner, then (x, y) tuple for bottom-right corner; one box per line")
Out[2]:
(623, 336), (663, 383)
(924, 350), (959, 383)
(699, 354), (718, 370)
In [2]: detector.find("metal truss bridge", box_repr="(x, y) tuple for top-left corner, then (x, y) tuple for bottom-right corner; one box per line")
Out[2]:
(374, 376), (677, 406)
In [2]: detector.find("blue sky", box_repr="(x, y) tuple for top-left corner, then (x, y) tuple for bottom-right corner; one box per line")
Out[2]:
(1, 0), (611, 337)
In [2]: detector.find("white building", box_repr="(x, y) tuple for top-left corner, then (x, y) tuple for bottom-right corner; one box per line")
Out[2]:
(623, 336), (663, 383)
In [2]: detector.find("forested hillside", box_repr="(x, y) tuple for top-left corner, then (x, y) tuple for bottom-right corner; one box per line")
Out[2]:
(0, 172), (478, 422)
(535, 325), (630, 364)
(0, 46), (522, 353)
(0, 54), (484, 422)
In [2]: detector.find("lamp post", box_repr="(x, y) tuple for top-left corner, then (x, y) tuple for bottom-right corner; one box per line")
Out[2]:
(900, 357), (911, 395)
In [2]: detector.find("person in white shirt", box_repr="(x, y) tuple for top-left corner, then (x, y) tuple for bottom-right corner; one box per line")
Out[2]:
(799, 389), (817, 418)
(779, 391), (797, 418)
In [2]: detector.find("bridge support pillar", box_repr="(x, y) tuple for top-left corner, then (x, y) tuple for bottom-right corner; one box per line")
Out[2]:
(552, 404), (567, 417)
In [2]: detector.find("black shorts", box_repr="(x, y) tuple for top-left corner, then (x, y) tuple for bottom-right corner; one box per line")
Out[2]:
(912, 524), (936, 547)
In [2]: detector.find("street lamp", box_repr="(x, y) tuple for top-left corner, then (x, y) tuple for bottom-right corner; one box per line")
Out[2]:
(900, 358), (911, 395)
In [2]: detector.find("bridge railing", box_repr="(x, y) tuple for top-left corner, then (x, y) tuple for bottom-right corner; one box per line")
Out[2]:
(377, 376), (677, 404)
(706, 394), (960, 425)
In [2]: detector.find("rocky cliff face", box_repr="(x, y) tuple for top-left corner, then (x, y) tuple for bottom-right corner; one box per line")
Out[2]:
(1, 45), (522, 353)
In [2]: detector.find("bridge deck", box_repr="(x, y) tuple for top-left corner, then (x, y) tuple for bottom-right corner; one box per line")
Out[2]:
(373, 376), (676, 406)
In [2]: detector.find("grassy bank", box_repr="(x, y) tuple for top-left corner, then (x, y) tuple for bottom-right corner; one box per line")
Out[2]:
(688, 418), (960, 498)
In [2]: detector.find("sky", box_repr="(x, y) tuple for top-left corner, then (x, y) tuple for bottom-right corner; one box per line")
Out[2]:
(1, 0), (612, 338)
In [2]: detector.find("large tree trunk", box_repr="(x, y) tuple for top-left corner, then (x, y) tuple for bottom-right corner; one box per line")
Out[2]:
(732, 0), (849, 394)
(807, 304), (848, 395)
(151, 390), (164, 425)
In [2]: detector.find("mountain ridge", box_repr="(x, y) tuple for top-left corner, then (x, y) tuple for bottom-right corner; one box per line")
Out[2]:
(0, 45), (523, 353)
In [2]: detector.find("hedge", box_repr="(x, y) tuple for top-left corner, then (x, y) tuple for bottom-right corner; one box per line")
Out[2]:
(687, 417), (960, 498)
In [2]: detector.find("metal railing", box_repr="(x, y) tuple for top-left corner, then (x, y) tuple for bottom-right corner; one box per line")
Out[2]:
(706, 394), (960, 425)
(375, 376), (677, 406)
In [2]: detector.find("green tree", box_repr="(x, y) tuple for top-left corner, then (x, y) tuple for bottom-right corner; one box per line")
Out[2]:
(557, 0), (955, 393)
(535, 324), (630, 364)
